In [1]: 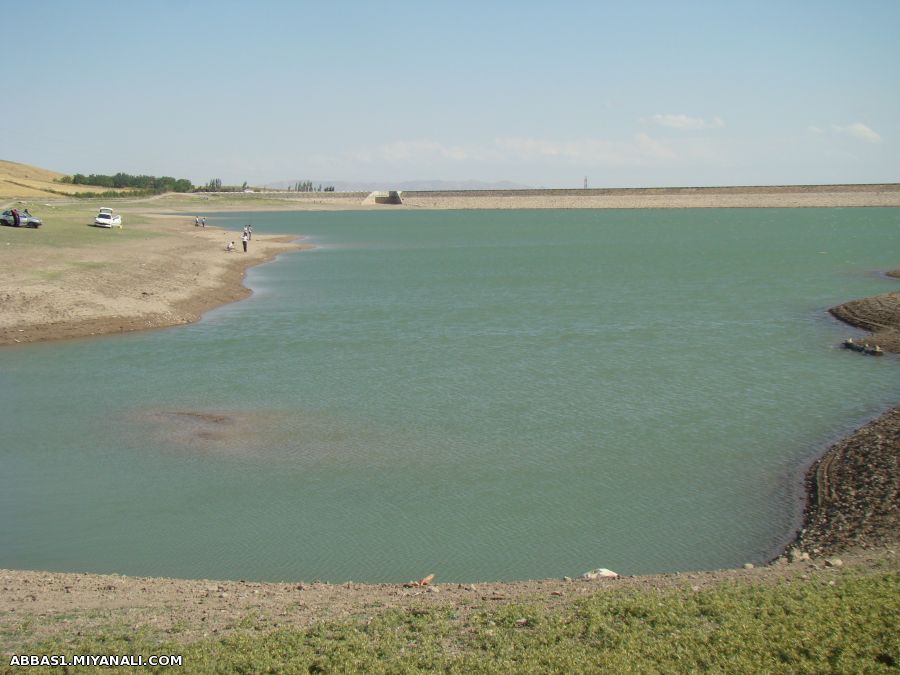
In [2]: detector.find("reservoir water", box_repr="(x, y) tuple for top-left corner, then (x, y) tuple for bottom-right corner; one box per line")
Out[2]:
(1, 208), (897, 582)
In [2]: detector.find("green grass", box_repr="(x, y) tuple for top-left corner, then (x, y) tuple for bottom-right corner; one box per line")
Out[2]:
(0, 201), (159, 250)
(8, 571), (898, 674)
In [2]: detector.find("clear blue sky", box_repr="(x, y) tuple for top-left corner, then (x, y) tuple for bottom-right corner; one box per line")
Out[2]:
(4, 0), (898, 187)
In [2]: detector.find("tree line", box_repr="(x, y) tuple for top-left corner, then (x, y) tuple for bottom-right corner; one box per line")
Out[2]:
(58, 173), (193, 193)
(55, 173), (337, 196)
(200, 180), (336, 192)
(288, 181), (335, 192)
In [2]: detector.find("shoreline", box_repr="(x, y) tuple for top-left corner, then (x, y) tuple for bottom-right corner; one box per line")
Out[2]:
(0, 220), (307, 347)
(2, 546), (895, 652)
(0, 200), (897, 651)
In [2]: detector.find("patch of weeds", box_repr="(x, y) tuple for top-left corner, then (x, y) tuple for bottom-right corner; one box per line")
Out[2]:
(167, 618), (190, 635)
(10, 571), (899, 674)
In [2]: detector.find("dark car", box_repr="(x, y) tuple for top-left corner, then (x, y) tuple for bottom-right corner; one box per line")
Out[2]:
(1, 208), (42, 228)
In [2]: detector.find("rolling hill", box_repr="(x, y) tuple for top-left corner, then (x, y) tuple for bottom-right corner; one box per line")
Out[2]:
(0, 160), (114, 199)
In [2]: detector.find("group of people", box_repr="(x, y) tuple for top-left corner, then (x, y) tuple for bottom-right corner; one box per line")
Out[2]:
(225, 224), (253, 253)
(8, 208), (31, 226)
(200, 215), (254, 253)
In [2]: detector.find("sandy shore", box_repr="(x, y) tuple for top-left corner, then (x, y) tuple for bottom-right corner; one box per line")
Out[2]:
(0, 214), (305, 346)
(0, 191), (897, 652)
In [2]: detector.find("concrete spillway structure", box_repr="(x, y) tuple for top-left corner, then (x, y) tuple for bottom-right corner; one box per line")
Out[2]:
(363, 190), (403, 205)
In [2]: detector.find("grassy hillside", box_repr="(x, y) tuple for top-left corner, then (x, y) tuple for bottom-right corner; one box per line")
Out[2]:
(0, 160), (122, 198)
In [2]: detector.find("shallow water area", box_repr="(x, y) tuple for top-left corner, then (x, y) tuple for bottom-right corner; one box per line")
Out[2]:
(1, 208), (897, 582)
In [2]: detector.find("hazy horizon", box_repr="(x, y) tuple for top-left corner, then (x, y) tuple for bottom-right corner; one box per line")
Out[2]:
(4, 1), (898, 188)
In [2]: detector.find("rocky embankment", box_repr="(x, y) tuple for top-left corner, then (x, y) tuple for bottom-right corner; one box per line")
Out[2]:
(789, 406), (899, 558)
(829, 281), (900, 354)
(830, 293), (900, 352)
(787, 274), (899, 557)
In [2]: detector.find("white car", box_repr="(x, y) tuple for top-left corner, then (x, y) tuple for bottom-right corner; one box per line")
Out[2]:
(94, 207), (122, 228)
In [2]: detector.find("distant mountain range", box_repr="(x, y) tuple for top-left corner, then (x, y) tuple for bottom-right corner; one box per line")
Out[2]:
(264, 179), (532, 192)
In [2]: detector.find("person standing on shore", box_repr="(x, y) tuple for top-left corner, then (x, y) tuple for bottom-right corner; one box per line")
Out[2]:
(248, 224), (252, 240)
(195, 216), (200, 227)
(241, 231), (249, 253)
(201, 217), (206, 228)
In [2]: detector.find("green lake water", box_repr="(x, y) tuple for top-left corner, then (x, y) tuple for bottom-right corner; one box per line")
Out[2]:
(1, 208), (897, 582)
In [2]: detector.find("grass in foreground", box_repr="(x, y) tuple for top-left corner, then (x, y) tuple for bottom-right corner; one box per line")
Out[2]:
(8, 571), (898, 673)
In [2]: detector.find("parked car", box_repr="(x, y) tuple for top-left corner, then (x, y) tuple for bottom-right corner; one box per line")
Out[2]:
(1, 208), (42, 228)
(94, 207), (122, 228)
